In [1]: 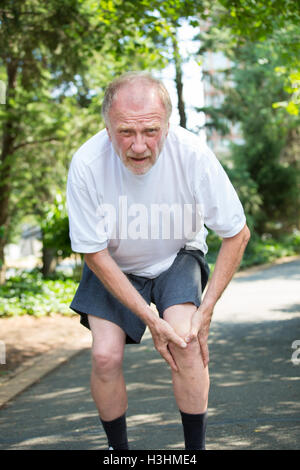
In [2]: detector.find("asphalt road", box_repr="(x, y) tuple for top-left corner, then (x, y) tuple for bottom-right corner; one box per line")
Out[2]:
(0, 259), (299, 450)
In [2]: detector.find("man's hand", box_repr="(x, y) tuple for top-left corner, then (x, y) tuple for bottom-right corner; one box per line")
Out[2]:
(185, 306), (212, 368)
(148, 317), (187, 372)
(85, 250), (187, 372)
(185, 224), (251, 368)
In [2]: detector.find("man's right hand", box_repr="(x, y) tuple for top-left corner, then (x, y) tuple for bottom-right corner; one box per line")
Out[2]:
(148, 317), (187, 372)
(84, 251), (187, 372)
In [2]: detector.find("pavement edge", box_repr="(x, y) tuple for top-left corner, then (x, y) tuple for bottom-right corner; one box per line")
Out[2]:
(0, 339), (90, 409)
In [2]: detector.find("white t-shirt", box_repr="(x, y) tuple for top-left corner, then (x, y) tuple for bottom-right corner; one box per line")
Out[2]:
(66, 125), (246, 278)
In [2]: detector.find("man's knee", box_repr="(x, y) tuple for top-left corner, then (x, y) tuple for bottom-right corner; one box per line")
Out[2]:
(88, 315), (125, 379)
(163, 303), (201, 366)
(169, 336), (201, 369)
(163, 302), (197, 339)
(92, 345), (124, 379)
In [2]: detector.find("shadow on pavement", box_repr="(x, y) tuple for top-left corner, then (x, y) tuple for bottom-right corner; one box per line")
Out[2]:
(235, 260), (300, 283)
(0, 260), (299, 450)
(0, 316), (299, 450)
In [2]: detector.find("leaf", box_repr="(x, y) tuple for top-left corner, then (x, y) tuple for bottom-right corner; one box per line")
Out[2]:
(286, 101), (299, 115)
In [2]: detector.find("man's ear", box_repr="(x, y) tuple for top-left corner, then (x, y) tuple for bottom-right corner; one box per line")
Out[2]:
(106, 126), (111, 140)
(166, 120), (170, 136)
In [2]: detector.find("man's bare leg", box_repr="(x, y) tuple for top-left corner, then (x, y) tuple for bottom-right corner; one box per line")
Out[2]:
(88, 315), (127, 421)
(163, 303), (209, 449)
(163, 303), (209, 413)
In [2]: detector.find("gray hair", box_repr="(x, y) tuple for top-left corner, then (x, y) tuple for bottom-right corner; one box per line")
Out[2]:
(102, 71), (172, 124)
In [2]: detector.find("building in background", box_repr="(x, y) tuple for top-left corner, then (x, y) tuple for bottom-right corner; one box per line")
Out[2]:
(4, 225), (42, 272)
(202, 49), (243, 157)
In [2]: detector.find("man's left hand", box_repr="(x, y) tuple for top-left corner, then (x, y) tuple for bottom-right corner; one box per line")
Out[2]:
(185, 306), (212, 368)
(183, 225), (251, 369)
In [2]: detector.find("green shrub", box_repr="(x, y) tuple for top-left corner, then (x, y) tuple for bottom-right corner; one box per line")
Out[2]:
(205, 230), (300, 274)
(241, 231), (300, 268)
(0, 270), (78, 318)
(1, 230), (299, 318)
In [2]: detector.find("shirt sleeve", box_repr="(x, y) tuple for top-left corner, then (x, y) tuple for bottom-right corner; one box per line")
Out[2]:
(66, 167), (108, 254)
(193, 145), (246, 238)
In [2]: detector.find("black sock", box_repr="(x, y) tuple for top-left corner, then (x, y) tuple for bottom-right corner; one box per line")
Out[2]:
(100, 413), (129, 450)
(180, 409), (207, 450)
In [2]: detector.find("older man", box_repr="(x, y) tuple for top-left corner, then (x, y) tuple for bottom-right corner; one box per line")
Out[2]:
(67, 71), (250, 450)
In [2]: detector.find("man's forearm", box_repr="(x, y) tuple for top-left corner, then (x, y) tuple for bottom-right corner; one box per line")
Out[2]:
(185, 224), (250, 367)
(84, 249), (158, 328)
(201, 224), (251, 319)
(84, 248), (188, 371)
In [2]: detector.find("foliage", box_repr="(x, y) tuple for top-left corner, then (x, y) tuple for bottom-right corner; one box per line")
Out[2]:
(1, 0), (299, 282)
(203, 0), (300, 114)
(206, 230), (300, 274)
(216, 0), (300, 39)
(242, 231), (300, 268)
(198, 30), (300, 236)
(40, 193), (71, 259)
(222, 163), (262, 236)
(0, 0), (204, 272)
(2, 228), (299, 318)
(273, 68), (300, 116)
(225, 44), (300, 234)
(0, 269), (77, 317)
(0, 0), (95, 264)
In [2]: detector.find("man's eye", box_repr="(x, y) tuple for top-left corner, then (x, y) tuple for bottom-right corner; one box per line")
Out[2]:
(120, 130), (131, 135)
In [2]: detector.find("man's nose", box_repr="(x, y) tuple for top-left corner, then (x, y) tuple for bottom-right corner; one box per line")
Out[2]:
(131, 134), (147, 154)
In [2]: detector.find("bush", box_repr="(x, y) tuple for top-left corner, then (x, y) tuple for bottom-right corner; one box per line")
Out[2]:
(242, 231), (300, 268)
(0, 270), (78, 318)
(41, 193), (72, 260)
(205, 229), (300, 274)
(1, 231), (299, 318)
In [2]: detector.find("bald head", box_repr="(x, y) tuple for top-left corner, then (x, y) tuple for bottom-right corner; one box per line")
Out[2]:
(102, 71), (172, 125)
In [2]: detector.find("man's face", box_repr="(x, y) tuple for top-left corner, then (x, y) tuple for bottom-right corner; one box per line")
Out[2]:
(106, 83), (169, 175)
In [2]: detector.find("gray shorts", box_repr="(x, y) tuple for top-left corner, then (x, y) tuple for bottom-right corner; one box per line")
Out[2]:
(70, 247), (210, 344)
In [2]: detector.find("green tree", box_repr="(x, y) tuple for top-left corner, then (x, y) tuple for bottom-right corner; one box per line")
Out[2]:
(203, 0), (300, 114)
(0, 0), (204, 282)
(0, 0), (97, 282)
(199, 36), (300, 235)
(39, 193), (71, 276)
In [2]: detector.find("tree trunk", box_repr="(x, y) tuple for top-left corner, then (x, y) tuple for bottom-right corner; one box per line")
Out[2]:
(0, 60), (18, 284)
(172, 34), (187, 129)
(0, 245), (6, 285)
(279, 127), (300, 230)
(41, 246), (57, 277)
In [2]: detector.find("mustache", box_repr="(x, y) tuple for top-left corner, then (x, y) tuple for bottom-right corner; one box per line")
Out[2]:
(126, 151), (152, 159)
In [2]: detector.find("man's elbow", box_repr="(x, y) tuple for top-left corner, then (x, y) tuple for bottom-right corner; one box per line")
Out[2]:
(84, 252), (96, 264)
(242, 224), (251, 246)
(226, 224), (251, 247)
(84, 249), (108, 268)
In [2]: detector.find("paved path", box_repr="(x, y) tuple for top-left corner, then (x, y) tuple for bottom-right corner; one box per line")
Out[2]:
(0, 259), (299, 450)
